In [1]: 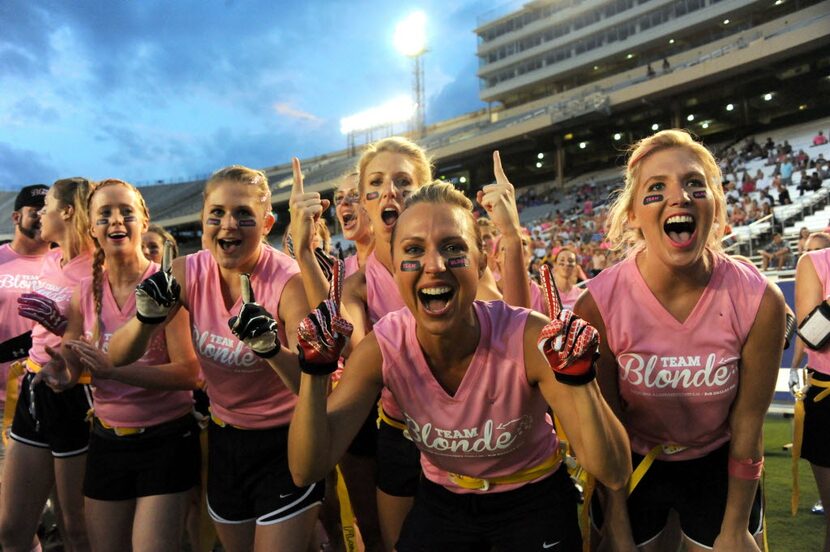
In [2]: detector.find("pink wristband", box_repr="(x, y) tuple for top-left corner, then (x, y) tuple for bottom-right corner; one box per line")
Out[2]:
(728, 456), (764, 480)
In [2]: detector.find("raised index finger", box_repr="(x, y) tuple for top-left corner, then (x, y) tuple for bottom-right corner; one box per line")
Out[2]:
(493, 150), (509, 187)
(240, 273), (255, 304)
(291, 157), (304, 197)
(540, 264), (563, 319)
(162, 240), (174, 273)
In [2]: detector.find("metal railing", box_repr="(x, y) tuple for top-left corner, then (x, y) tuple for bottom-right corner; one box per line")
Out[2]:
(721, 213), (774, 256)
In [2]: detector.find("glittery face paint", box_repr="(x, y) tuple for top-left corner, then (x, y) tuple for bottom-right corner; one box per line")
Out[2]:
(96, 219), (108, 225)
(365, 191), (379, 201)
(238, 219), (257, 227)
(692, 190), (707, 199)
(123, 215), (137, 222)
(400, 260), (421, 272)
(206, 218), (221, 226)
(446, 256), (470, 269)
(643, 194), (664, 205)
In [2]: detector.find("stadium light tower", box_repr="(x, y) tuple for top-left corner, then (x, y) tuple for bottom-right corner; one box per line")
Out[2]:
(394, 11), (427, 138)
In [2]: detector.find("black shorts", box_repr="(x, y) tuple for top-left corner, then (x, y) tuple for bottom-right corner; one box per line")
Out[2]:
(376, 419), (421, 497)
(347, 408), (378, 458)
(206, 420), (324, 525)
(9, 371), (92, 457)
(591, 443), (763, 548)
(83, 414), (200, 501)
(397, 468), (581, 552)
(802, 370), (830, 467)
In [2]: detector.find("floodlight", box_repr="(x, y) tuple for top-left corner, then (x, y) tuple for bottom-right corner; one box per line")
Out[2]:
(340, 96), (417, 135)
(394, 11), (427, 57)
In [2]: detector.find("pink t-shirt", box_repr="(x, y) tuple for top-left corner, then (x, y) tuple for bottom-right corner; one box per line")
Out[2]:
(0, 244), (47, 403)
(587, 252), (766, 460)
(374, 300), (559, 493)
(805, 249), (830, 375)
(344, 254), (360, 279)
(364, 251), (407, 420)
(79, 263), (192, 427)
(186, 246), (299, 429)
(529, 280), (580, 315)
(529, 280), (547, 315)
(30, 250), (92, 366)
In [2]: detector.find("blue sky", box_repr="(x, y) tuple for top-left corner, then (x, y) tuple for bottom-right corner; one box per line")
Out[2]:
(0, 0), (505, 189)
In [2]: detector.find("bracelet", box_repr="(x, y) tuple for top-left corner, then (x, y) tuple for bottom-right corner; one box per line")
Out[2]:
(136, 311), (166, 325)
(728, 456), (764, 480)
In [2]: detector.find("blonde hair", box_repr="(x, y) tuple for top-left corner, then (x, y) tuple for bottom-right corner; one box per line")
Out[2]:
(357, 137), (432, 196)
(146, 224), (178, 258)
(51, 177), (94, 258)
(204, 165), (272, 216)
(393, 180), (482, 253)
(86, 179), (150, 345)
(605, 129), (725, 252)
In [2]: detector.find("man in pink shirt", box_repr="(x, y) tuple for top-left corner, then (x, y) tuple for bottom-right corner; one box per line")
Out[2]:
(0, 185), (50, 479)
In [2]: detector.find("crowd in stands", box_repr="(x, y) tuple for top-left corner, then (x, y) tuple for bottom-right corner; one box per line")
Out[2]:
(320, 129), (830, 280)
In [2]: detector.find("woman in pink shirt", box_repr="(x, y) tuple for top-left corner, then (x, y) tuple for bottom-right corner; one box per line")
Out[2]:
(107, 166), (319, 552)
(39, 179), (200, 550)
(581, 130), (785, 551)
(794, 244), (830, 551)
(339, 138), (527, 550)
(288, 181), (630, 551)
(334, 171), (373, 278)
(0, 177), (94, 552)
(552, 247), (583, 311)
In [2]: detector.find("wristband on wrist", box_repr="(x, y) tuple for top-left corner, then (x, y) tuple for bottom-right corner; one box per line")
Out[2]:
(298, 349), (338, 376)
(727, 456), (764, 480)
(300, 361), (338, 376)
(553, 357), (596, 386)
(253, 346), (280, 359)
(136, 312), (166, 325)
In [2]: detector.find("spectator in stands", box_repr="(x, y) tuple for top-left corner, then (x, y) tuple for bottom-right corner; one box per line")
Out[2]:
(755, 169), (770, 191)
(796, 149), (811, 171)
(730, 206), (747, 227)
(798, 169), (812, 196)
(781, 156), (795, 186)
(477, 217), (500, 274)
(797, 227), (812, 255)
(813, 130), (829, 146)
(662, 58), (670, 72)
(646, 63), (655, 77)
(761, 232), (791, 270)
(741, 171), (756, 194)
(763, 137), (776, 155)
(590, 244), (608, 277)
(783, 140), (793, 155)
(725, 181), (741, 203)
(819, 161), (830, 181)
(809, 171), (823, 192)
(775, 177), (792, 205)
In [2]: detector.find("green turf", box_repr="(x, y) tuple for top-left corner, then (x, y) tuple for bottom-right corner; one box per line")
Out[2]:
(764, 415), (825, 550)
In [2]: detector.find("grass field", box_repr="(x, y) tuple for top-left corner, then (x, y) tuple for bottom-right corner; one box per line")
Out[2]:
(763, 414), (825, 550)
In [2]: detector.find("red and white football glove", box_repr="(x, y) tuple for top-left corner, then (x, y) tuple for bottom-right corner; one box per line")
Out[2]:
(297, 259), (353, 375)
(537, 264), (599, 386)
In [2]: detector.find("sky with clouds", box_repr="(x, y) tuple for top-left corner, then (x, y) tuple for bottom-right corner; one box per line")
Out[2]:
(0, 0), (510, 189)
